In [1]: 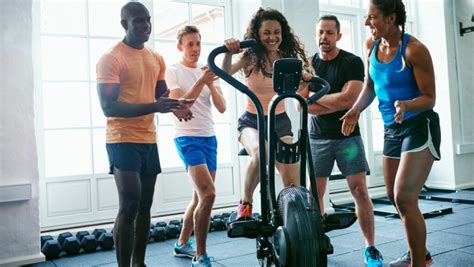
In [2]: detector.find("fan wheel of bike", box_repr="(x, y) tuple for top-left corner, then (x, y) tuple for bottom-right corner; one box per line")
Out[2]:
(276, 185), (327, 267)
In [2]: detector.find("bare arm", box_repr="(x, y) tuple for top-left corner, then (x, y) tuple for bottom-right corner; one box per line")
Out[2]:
(97, 83), (180, 117)
(222, 38), (249, 75)
(296, 75), (337, 115)
(394, 38), (436, 123)
(316, 80), (363, 110)
(209, 84), (227, 113)
(308, 102), (336, 115)
(340, 38), (377, 136)
(351, 39), (377, 113)
(168, 66), (213, 100)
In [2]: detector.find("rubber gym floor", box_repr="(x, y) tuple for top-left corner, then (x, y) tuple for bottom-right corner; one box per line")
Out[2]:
(28, 199), (474, 267)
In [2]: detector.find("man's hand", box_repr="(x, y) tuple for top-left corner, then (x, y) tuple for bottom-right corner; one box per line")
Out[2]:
(173, 98), (195, 122)
(154, 97), (192, 114)
(199, 65), (219, 86)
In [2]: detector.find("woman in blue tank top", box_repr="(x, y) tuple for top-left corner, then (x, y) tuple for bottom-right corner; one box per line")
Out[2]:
(340, 1), (441, 266)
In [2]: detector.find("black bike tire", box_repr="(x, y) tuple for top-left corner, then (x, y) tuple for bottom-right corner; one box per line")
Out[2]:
(277, 185), (327, 267)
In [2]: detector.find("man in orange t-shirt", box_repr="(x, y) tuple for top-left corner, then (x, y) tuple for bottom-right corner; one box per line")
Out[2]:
(96, 2), (193, 266)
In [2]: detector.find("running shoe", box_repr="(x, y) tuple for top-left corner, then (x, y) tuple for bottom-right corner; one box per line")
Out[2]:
(174, 240), (196, 259)
(365, 246), (383, 267)
(236, 200), (253, 220)
(389, 250), (434, 267)
(191, 254), (213, 267)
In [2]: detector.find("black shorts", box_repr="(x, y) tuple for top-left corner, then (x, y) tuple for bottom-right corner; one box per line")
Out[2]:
(383, 110), (441, 160)
(106, 143), (161, 175)
(237, 111), (293, 138)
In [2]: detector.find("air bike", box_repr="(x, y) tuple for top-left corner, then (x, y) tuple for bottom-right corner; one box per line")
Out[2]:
(208, 39), (357, 267)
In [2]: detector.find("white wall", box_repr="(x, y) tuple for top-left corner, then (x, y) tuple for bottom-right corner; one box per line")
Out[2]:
(0, 0), (43, 265)
(450, 0), (474, 188)
(417, 0), (474, 189)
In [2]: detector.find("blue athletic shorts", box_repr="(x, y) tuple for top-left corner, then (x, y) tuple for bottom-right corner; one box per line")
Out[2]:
(106, 143), (161, 176)
(174, 136), (218, 172)
(309, 136), (370, 177)
(383, 110), (441, 160)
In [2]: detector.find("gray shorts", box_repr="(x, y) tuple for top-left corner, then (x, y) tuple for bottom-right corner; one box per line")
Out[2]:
(310, 136), (370, 177)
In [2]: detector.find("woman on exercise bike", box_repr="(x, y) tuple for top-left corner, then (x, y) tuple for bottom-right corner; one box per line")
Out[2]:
(222, 7), (311, 221)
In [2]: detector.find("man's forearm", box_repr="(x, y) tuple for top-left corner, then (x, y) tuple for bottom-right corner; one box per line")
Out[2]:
(102, 101), (157, 117)
(308, 103), (336, 115)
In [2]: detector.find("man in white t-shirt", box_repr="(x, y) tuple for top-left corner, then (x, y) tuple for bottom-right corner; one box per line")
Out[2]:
(165, 25), (226, 267)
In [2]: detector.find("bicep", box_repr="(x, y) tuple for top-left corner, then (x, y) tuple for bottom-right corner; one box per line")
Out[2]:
(342, 80), (363, 100)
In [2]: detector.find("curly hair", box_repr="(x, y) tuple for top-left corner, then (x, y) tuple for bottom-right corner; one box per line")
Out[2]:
(242, 7), (310, 76)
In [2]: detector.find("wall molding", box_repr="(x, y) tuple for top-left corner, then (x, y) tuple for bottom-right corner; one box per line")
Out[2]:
(456, 143), (474, 155)
(0, 253), (44, 266)
(0, 183), (32, 203)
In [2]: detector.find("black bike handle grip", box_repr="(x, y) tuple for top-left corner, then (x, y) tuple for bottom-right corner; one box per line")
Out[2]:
(307, 77), (331, 105)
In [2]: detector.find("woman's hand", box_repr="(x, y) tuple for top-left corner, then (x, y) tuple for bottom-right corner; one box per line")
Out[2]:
(394, 100), (406, 124)
(301, 72), (313, 82)
(223, 38), (242, 54)
(340, 108), (360, 136)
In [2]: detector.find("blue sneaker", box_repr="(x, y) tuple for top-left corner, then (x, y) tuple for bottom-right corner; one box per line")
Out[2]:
(365, 246), (383, 267)
(191, 254), (213, 267)
(174, 240), (196, 258)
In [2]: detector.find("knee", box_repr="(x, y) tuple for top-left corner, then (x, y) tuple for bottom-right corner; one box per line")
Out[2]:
(247, 147), (260, 162)
(119, 198), (140, 218)
(200, 187), (216, 209)
(394, 192), (415, 215)
(350, 184), (369, 201)
(137, 197), (153, 215)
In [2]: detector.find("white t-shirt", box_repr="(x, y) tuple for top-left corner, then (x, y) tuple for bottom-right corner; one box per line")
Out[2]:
(165, 62), (219, 137)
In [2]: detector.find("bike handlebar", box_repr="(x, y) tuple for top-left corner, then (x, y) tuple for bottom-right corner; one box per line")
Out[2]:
(307, 77), (331, 105)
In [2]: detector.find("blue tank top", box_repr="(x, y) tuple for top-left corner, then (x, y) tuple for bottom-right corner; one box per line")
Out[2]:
(369, 33), (420, 126)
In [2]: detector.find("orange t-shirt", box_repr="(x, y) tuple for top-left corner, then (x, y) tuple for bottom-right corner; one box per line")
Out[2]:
(96, 42), (165, 144)
(245, 70), (285, 115)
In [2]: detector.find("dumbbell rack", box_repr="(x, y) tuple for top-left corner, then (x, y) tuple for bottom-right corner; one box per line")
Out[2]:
(40, 212), (239, 259)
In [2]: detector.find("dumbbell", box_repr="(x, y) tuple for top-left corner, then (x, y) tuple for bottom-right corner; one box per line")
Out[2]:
(92, 228), (114, 250)
(152, 226), (166, 241)
(76, 230), (98, 252)
(209, 219), (214, 232)
(165, 224), (180, 238)
(169, 219), (182, 233)
(156, 221), (167, 228)
(221, 213), (231, 229)
(41, 235), (53, 248)
(213, 218), (225, 231)
(58, 232), (81, 255)
(40, 235), (61, 259)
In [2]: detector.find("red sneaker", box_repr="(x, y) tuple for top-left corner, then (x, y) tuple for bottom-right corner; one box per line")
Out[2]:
(236, 200), (253, 220)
